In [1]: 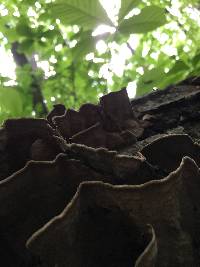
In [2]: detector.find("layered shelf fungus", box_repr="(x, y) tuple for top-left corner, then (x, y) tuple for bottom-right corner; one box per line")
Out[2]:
(27, 182), (157, 267)
(1, 84), (200, 266)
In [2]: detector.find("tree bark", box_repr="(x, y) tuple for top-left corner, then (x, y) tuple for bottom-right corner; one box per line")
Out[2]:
(0, 76), (200, 267)
(11, 42), (48, 116)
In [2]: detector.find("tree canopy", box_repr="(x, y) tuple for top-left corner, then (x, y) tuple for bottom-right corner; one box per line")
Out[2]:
(0, 0), (200, 123)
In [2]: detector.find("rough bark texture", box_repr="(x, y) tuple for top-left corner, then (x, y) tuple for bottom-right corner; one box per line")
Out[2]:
(0, 77), (200, 267)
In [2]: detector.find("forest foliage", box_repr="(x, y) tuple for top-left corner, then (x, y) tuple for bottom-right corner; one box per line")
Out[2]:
(0, 0), (200, 123)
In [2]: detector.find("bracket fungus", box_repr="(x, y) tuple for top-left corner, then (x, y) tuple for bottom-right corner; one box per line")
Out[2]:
(0, 85), (200, 266)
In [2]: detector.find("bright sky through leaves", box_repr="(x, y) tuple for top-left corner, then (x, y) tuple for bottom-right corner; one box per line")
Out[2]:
(0, 0), (200, 104)
(0, 0), (138, 97)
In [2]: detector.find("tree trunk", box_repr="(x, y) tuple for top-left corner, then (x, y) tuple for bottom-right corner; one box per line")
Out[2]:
(0, 77), (200, 267)
(11, 42), (48, 116)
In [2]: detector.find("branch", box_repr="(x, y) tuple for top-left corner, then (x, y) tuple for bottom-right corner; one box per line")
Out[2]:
(126, 41), (135, 55)
(11, 42), (28, 66)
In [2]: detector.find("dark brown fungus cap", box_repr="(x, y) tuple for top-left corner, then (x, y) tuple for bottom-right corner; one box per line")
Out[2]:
(100, 88), (133, 124)
(0, 118), (61, 180)
(64, 143), (164, 183)
(1, 85), (200, 267)
(27, 181), (157, 267)
(53, 108), (86, 139)
(47, 104), (66, 125)
(30, 138), (62, 161)
(70, 122), (108, 148)
(0, 154), (106, 266)
(70, 123), (137, 150)
(78, 103), (102, 128)
(27, 157), (200, 267)
(52, 88), (144, 148)
(141, 134), (200, 172)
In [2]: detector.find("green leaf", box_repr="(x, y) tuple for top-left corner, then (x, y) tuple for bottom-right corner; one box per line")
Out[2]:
(158, 72), (188, 89)
(119, 6), (167, 34)
(18, 39), (34, 53)
(49, 0), (114, 30)
(118, 0), (140, 22)
(72, 31), (109, 60)
(4, 28), (19, 42)
(136, 67), (165, 96)
(191, 52), (200, 68)
(167, 60), (190, 75)
(39, 12), (51, 21)
(16, 23), (33, 37)
(142, 68), (165, 83)
(72, 36), (94, 60)
(42, 30), (57, 39)
(22, 0), (36, 5)
(0, 76), (12, 83)
(0, 87), (23, 116)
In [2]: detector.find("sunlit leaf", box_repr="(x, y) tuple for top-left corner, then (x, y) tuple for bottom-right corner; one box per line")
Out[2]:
(0, 87), (23, 116)
(158, 72), (188, 89)
(167, 60), (189, 75)
(0, 76), (10, 83)
(72, 31), (109, 60)
(118, 0), (140, 23)
(142, 68), (165, 83)
(192, 52), (200, 68)
(119, 6), (167, 34)
(0, 0), (199, 121)
(22, 0), (36, 5)
(50, 0), (114, 30)
(136, 67), (165, 96)
(72, 37), (94, 60)
(4, 28), (18, 42)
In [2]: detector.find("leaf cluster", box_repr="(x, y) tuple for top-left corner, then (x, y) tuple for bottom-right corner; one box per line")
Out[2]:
(0, 0), (199, 123)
